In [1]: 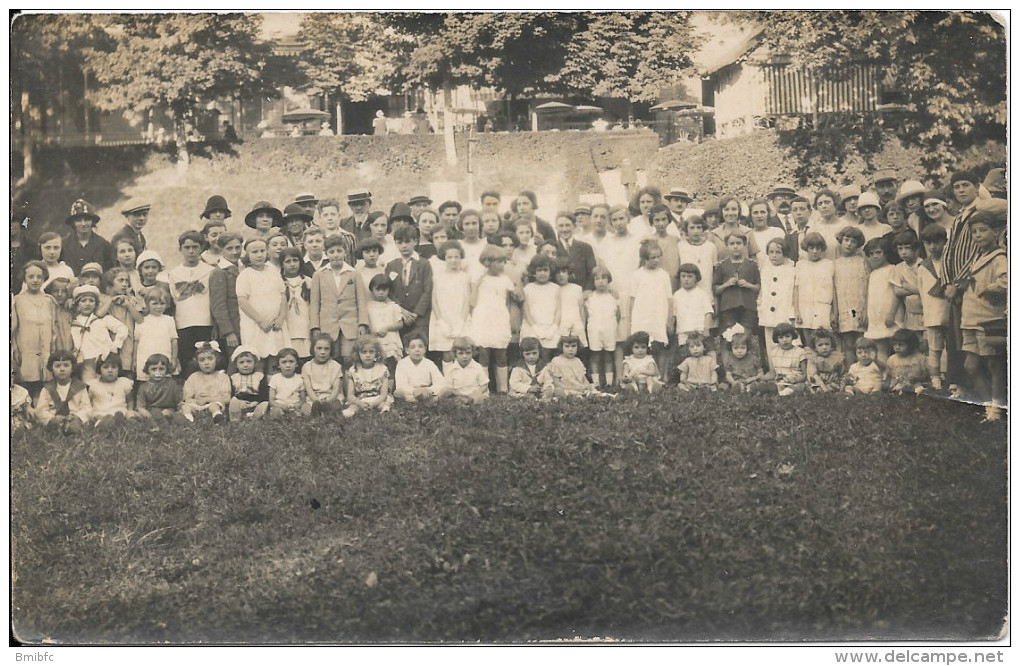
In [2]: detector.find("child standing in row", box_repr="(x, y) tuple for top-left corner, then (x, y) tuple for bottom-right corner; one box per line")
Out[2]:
(281, 247), (312, 358)
(521, 254), (561, 361)
(793, 232), (836, 349)
(863, 237), (898, 362)
(70, 285), (129, 383)
(237, 238), (289, 372)
(430, 240), (472, 367)
(833, 226), (868, 365)
(917, 225), (949, 389)
(630, 239), (673, 381)
(102, 267), (145, 376)
(585, 266), (620, 389)
(713, 230), (760, 331)
(134, 286), (178, 379)
(310, 234), (370, 367)
(12, 261), (59, 395)
(757, 239), (795, 362)
(888, 231), (925, 346)
(469, 246), (518, 394)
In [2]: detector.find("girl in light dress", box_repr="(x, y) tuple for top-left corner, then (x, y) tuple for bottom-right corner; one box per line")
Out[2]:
(280, 247), (312, 359)
(343, 335), (393, 416)
(767, 322), (808, 396)
(511, 219), (538, 277)
(629, 239), (673, 381)
(236, 238), (289, 372)
(268, 348), (306, 417)
(366, 274), (405, 379)
(458, 209), (487, 282)
(748, 199), (785, 269)
(757, 239), (796, 363)
(469, 245), (519, 394)
(676, 215), (717, 300)
(69, 285), (129, 384)
(134, 286), (179, 380)
(429, 240), (472, 365)
(113, 237), (143, 293)
(585, 266), (621, 390)
(553, 258), (587, 349)
(862, 237), (898, 363)
(427, 225), (452, 275)
(520, 254), (561, 362)
(792, 232), (836, 350)
(88, 352), (138, 426)
(101, 267), (145, 376)
(539, 335), (604, 399)
(181, 341), (231, 423)
(12, 261), (58, 395)
(620, 331), (663, 394)
(832, 226), (868, 365)
(677, 332), (717, 392)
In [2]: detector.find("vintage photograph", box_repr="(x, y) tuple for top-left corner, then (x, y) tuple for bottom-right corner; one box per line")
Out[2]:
(9, 10), (1008, 646)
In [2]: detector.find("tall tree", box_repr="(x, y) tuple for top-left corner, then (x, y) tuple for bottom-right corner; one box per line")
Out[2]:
(84, 13), (276, 168)
(10, 13), (111, 184)
(743, 10), (1006, 177)
(557, 12), (701, 103)
(297, 13), (404, 135)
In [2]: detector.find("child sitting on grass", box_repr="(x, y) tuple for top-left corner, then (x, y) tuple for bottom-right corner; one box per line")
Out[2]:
(540, 335), (604, 399)
(845, 337), (884, 395)
(885, 328), (930, 395)
(806, 329), (845, 393)
(34, 350), (91, 436)
(509, 336), (546, 398)
(767, 322), (807, 396)
(135, 354), (182, 419)
(229, 345), (269, 420)
(302, 334), (346, 414)
(343, 336), (394, 416)
(394, 335), (448, 404)
(181, 341), (231, 423)
(620, 331), (663, 394)
(88, 352), (138, 427)
(444, 337), (490, 404)
(269, 348), (307, 417)
(677, 331), (717, 392)
(720, 324), (766, 392)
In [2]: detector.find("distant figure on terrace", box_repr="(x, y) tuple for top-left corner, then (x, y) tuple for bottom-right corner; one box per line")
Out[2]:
(372, 110), (388, 136)
(413, 108), (432, 134)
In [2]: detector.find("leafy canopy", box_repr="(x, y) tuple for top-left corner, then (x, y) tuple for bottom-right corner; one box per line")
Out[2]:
(297, 13), (404, 102)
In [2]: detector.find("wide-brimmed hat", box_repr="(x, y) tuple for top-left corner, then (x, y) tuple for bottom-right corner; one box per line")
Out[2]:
(121, 198), (152, 216)
(201, 195), (231, 219)
(768, 184), (797, 199)
(293, 192), (318, 207)
(282, 203), (314, 223)
(838, 185), (862, 206)
(408, 195), (432, 206)
(244, 201), (283, 229)
(856, 192), (881, 210)
(982, 168), (1006, 197)
(65, 199), (100, 226)
(895, 180), (926, 203)
(873, 168), (898, 184)
(664, 187), (693, 202)
(388, 202), (415, 226)
(347, 188), (372, 204)
(973, 197), (1007, 227)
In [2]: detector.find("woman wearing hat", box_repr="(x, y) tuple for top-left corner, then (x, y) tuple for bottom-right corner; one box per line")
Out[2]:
(895, 180), (927, 235)
(61, 198), (116, 276)
(201, 195), (232, 225)
(281, 203), (313, 249)
(836, 185), (861, 229)
(244, 201), (284, 242)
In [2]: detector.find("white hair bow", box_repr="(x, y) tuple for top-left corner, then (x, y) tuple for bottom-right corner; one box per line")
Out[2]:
(721, 323), (745, 343)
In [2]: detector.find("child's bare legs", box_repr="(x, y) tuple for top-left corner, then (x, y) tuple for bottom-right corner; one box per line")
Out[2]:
(652, 343), (669, 385)
(183, 401), (225, 423)
(490, 348), (509, 394)
(986, 355), (1006, 412)
(588, 352), (603, 388)
(964, 352), (990, 403)
(613, 343), (626, 387)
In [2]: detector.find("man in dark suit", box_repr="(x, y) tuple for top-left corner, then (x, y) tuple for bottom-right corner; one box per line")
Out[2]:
(555, 214), (597, 291)
(339, 188), (386, 243)
(783, 196), (813, 262)
(111, 198), (151, 252)
(386, 223), (433, 348)
(767, 184), (796, 233)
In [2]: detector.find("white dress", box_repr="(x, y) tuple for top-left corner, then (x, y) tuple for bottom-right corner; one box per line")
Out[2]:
(134, 314), (178, 380)
(236, 266), (289, 358)
(469, 273), (514, 349)
(629, 267), (672, 344)
(758, 261), (796, 328)
(865, 264), (899, 339)
(676, 239), (717, 298)
(367, 299), (405, 358)
(557, 282), (588, 347)
(429, 267), (471, 352)
(520, 281), (561, 348)
(585, 291), (619, 352)
(794, 258), (835, 330)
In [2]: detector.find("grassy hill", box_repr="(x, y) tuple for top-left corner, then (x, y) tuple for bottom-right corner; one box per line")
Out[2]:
(15, 129), (1004, 265)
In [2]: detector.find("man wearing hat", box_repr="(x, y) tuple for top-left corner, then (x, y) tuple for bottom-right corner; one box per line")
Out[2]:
(201, 195), (232, 226)
(872, 168), (900, 208)
(340, 189), (386, 242)
(111, 198), (151, 252)
(61, 198), (116, 275)
(766, 184), (797, 233)
(281, 203), (314, 249)
(664, 187), (694, 227)
(939, 169), (986, 396)
(293, 192), (319, 219)
(409, 195), (433, 220)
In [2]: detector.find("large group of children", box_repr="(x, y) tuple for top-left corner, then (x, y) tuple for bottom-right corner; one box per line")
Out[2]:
(10, 166), (1009, 434)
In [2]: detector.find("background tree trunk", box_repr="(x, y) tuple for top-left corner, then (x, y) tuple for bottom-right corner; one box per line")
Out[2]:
(174, 116), (190, 171)
(19, 90), (34, 184)
(443, 77), (457, 167)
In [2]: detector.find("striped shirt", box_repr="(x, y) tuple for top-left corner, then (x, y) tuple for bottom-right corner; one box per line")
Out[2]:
(942, 203), (979, 287)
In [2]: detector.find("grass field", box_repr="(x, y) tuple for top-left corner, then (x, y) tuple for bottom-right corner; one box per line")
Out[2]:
(11, 391), (1006, 644)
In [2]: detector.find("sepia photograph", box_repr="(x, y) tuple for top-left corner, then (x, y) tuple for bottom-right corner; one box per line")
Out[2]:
(8, 9), (1009, 651)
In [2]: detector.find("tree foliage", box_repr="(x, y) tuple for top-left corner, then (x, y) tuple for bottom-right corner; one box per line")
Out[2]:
(558, 12), (701, 102)
(297, 13), (403, 103)
(743, 10), (1006, 177)
(83, 13), (276, 164)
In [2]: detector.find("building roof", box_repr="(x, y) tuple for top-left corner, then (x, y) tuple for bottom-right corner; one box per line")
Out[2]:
(696, 27), (764, 77)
